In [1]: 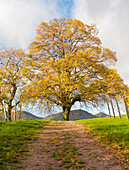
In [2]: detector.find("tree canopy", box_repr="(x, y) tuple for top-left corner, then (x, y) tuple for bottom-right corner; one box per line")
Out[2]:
(23, 18), (119, 121)
(0, 18), (127, 121)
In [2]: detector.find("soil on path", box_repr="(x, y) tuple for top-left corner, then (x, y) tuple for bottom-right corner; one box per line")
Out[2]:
(19, 121), (123, 170)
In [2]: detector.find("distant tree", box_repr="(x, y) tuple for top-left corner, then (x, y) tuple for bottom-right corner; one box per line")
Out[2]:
(110, 97), (116, 118)
(0, 48), (26, 121)
(115, 97), (121, 119)
(123, 85), (129, 119)
(105, 69), (125, 118)
(106, 99), (111, 118)
(25, 18), (118, 121)
(124, 96), (129, 119)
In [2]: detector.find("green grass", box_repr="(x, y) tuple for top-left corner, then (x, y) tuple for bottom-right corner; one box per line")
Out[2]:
(0, 120), (50, 169)
(77, 115), (129, 166)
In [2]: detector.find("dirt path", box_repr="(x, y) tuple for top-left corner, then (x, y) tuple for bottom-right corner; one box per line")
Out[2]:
(19, 121), (123, 170)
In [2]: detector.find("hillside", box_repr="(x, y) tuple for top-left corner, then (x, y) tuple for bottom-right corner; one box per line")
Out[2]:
(0, 110), (109, 121)
(0, 111), (43, 121)
(43, 109), (97, 121)
(12, 111), (43, 121)
(19, 111), (43, 120)
(95, 112), (109, 118)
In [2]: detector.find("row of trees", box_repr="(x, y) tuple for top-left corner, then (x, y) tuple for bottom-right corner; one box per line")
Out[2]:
(0, 18), (129, 121)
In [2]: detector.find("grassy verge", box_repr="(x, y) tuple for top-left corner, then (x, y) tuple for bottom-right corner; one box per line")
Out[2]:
(77, 115), (129, 168)
(0, 120), (50, 169)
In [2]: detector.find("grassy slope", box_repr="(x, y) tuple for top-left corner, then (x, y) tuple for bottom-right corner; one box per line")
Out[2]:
(0, 120), (50, 169)
(77, 115), (129, 167)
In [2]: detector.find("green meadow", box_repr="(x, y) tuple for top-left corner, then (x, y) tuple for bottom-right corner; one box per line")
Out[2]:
(77, 115), (129, 166)
(0, 120), (49, 169)
(1, 116), (129, 169)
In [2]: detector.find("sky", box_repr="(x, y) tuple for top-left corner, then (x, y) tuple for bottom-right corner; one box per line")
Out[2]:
(0, 0), (128, 116)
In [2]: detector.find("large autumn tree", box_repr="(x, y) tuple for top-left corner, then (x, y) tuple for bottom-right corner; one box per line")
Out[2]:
(25, 18), (117, 121)
(0, 48), (26, 121)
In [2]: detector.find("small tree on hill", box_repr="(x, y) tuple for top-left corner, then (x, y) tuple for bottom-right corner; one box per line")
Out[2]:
(25, 18), (118, 121)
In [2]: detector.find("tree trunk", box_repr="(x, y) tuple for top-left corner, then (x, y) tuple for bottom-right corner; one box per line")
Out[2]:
(115, 98), (122, 119)
(106, 101), (111, 118)
(110, 98), (116, 118)
(124, 97), (129, 119)
(63, 107), (71, 121)
(14, 102), (16, 121)
(1, 100), (4, 120)
(7, 84), (17, 122)
(19, 103), (22, 120)
(7, 104), (12, 122)
(3, 100), (7, 121)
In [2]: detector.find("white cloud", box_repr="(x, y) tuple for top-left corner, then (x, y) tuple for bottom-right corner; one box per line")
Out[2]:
(0, 0), (60, 49)
(72, 0), (129, 84)
(0, 0), (128, 115)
